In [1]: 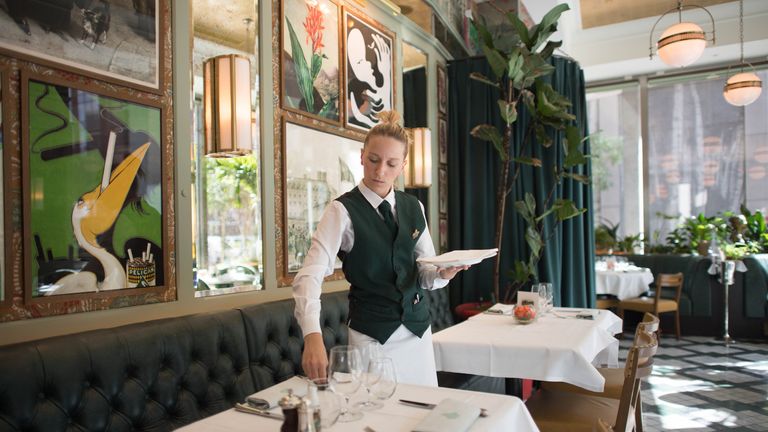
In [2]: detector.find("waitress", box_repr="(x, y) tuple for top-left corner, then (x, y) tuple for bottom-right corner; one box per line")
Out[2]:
(292, 111), (467, 386)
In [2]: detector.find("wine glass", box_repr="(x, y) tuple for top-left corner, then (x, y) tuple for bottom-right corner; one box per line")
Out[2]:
(369, 357), (397, 402)
(328, 345), (363, 422)
(307, 378), (341, 429)
(536, 283), (549, 314)
(356, 341), (383, 411)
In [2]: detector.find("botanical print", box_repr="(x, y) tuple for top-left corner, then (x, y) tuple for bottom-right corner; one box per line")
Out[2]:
(285, 121), (362, 271)
(437, 63), (447, 115)
(27, 79), (164, 297)
(439, 116), (447, 164)
(344, 10), (393, 130)
(0, 0), (160, 90)
(283, 0), (340, 121)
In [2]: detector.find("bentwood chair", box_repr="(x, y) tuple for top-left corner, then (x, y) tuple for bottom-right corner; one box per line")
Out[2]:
(618, 273), (684, 339)
(526, 330), (659, 432)
(539, 313), (659, 431)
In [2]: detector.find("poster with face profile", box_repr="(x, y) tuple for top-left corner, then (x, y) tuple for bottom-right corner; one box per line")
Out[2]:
(343, 8), (394, 131)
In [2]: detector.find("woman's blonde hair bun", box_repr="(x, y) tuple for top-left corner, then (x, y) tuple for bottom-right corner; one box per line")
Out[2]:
(364, 110), (409, 156)
(376, 110), (401, 126)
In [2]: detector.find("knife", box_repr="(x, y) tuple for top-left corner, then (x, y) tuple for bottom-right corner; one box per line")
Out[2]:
(235, 403), (285, 420)
(398, 399), (489, 417)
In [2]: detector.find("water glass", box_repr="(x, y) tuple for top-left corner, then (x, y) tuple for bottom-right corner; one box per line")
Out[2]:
(536, 282), (554, 313)
(328, 345), (363, 422)
(307, 378), (341, 429)
(369, 357), (397, 402)
(356, 341), (383, 410)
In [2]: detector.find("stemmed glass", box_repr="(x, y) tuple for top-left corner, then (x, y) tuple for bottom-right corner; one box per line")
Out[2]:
(369, 357), (397, 402)
(356, 341), (383, 411)
(328, 345), (363, 422)
(537, 282), (554, 314)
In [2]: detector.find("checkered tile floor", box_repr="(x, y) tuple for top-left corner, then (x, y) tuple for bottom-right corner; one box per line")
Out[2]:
(619, 335), (768, 431)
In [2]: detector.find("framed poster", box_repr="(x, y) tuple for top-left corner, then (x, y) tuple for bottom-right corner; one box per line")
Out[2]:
(0, 69), (5, 302)
(281, 117), (363, 280)
(21, 71), (174, 311)
(437, 63), (447, 115)
(439, 217), (448, 253)
(281, 0), (341, 123)
(439, 167), (448, 215)
(0, 0), (166, 93)
(343, 7), (394, 131)
(438, 116), (447, 164)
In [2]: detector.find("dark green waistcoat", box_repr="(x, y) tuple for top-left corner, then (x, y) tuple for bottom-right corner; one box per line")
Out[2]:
(336, 188), (429, 344)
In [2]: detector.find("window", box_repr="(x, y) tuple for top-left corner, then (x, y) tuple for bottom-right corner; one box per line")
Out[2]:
(192, 0), (262, 296)
(586, 85), (642, 240)
(587, 68), (768, 248)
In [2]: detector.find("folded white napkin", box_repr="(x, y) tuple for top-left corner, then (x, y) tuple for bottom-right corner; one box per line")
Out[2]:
(412, 398), (481, 432)
(245, 376), (306, 409)
(484, 303), (514, 315)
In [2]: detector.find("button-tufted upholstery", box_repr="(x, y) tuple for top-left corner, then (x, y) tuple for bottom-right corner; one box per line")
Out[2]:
(0, 289), (500, 431)
(0, 309), (254, 431)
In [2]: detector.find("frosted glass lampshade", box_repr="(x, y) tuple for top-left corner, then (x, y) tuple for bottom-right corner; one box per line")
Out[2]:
(657, 22), (706, 67)
(723, 72), (763, 106)
(204, 54), (253, 158)
(404, 128), (432, 188)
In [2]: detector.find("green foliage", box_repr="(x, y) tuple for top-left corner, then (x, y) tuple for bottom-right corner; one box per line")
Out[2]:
(469, 3), (589, 302)
(590, 132), (623, 192)
(594, 221), (619, 251)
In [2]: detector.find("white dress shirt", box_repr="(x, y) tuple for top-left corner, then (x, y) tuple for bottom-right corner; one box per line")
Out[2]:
(293, 181), (448, 337)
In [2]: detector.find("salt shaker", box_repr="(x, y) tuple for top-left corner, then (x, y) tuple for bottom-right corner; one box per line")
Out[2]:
(278, 389), (302, 432)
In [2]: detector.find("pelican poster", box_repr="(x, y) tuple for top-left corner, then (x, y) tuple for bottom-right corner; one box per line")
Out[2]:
(26, 79), (164, 298)
(343, 9), (393, 131)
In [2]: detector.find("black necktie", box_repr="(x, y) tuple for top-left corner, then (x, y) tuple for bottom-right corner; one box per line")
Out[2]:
(378, 200), (397, 238)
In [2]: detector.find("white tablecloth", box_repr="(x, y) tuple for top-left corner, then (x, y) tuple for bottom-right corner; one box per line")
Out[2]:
(432, 308), (622, 392)
(595, 269), (654, 300)
(177, 379), (538, 432)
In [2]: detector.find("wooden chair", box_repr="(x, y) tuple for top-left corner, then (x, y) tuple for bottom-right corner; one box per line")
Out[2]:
(526, 330), (659, 432)
(539, 313), (659, 431)
(618, 273), (683, 340)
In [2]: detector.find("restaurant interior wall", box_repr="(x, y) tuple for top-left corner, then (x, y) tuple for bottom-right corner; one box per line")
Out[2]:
(0, 0), (453, 346)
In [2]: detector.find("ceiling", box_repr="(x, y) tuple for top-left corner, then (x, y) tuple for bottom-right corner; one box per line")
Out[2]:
(579, 0), (732, 29)
(193, 0), (257, 53)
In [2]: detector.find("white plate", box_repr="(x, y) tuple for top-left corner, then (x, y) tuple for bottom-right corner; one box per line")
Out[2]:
(416, 248), (498, 268)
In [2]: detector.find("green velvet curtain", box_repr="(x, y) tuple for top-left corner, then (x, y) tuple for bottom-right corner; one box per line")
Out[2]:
(446, 56), (596, 309)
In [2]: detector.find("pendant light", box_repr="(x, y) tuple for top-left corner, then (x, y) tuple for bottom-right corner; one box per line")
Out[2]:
(723, 0), (763, 107)
(649, 0), (715, 68)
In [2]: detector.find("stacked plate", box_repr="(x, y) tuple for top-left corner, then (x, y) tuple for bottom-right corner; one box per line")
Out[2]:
(416, 248), (498, 268)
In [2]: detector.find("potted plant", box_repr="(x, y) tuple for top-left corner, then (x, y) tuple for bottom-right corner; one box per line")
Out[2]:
(468, 3), (589, 302)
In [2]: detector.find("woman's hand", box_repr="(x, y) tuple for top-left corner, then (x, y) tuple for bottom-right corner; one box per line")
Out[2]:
(437, 265), (470, 281)
(302, 333), (328, 380)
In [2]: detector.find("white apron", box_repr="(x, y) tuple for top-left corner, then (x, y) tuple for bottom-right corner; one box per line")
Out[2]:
(349, 324), (438, 387)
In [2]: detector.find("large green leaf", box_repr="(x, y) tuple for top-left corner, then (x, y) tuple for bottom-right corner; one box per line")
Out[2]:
(471, 124), (506, 160)
(553, 199), (586, 221)
(470, 17), (494, 50)
(563, 172), (589, 184)
(512, 156), (541, 167)
(564, 125), (588, 168)
(506, 12), (530, 47)
(529, 4), (570, 51)
(482, 45), (508, 80)
(539, 40), (562, 60)
(526, 226), (542, 259)
(469, 72), (500, 88)
(511, 260), (530, 284)
(286, 18), (314, 112)
(498, 99), (518, 125)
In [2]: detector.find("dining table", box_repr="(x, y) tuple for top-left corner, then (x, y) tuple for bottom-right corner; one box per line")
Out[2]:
(595, 265), (655, 300)
(432, 307), (622, 392)
(176, 376), (539, 431)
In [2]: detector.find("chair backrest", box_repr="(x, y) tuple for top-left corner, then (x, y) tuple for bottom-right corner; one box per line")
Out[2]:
(636, 312), (660, 335)
(613, 331), (659, 432)
(653, 272), (684, 304)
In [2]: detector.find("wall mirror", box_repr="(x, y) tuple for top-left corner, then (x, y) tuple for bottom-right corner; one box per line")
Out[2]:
(401, 41), (428, 216)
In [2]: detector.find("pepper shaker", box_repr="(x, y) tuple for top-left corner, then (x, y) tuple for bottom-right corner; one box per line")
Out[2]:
(278, 389), (302, 432)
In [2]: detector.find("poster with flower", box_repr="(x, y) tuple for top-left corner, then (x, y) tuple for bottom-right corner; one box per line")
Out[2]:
(281, 0), (341, 123)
